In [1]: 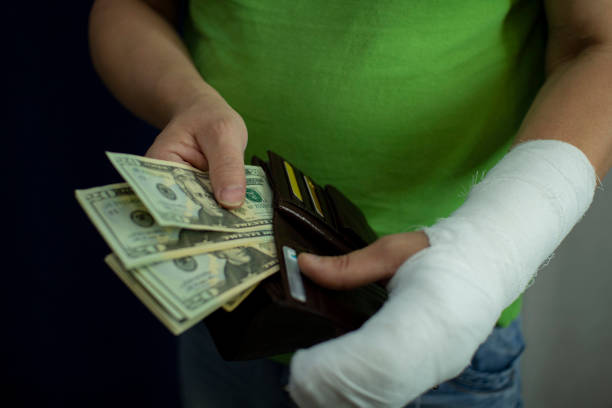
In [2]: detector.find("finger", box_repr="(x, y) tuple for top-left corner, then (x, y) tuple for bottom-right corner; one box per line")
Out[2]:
(168, 144), (209, 170)
(146, 128), (209, 170)
(146, 148), (206, 168)
(296, 243), (392, 290)
(146, 150), (191, 166)
(200, 119), (248, 208)
(298, 233), (430, 290)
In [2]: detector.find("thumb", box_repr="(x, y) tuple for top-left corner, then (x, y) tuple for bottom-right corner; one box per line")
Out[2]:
(296, 239), (395, 290)
(297, 232), (430, 290)
(201, 119), (248, 208)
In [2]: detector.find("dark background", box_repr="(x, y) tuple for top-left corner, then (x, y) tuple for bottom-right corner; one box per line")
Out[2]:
(8, 1), (180, 406)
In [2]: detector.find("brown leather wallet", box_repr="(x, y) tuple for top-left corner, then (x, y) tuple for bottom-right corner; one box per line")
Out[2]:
(204, 151), (387, 361)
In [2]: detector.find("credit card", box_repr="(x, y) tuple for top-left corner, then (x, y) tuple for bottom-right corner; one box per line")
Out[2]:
(283, 161), (303, 202)
(303, 175), (324, 218)
(282, 246), (306, 303)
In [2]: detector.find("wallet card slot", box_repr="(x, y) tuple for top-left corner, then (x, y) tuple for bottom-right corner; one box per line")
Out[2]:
(267, 151), (332, 225)
(283, 160), (304, 202)
(285, 162), (324, 220)
(266, 152), (296, 208)
(282, 245), (307, 303)
(315, 183), (339, 230)
(302, 174), (325, 218)
(277, 201), (353, 254)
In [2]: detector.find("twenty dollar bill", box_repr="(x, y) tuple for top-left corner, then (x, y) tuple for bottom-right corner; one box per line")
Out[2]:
(105, 240), (279, 335)
(76, 183), (274, 269)
(106, 152), (273, 232)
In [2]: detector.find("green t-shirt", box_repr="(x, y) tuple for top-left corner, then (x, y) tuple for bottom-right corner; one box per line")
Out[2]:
(185, 0), (546, 329)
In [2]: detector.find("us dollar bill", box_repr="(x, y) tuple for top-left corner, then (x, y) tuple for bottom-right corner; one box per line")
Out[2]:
(104, 240), (279, 335)
(106, 152), (273, 232)
(76, 183), (274, 269)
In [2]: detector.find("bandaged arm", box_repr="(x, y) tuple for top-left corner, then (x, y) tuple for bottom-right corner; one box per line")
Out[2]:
(288, 140), (597, 407)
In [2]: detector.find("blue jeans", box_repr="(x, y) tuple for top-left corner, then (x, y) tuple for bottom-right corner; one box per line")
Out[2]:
(179, 317), (525, 407)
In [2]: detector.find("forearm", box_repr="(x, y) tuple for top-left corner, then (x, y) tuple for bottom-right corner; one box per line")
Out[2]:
(89, 0), (219, 129)
(514, 42), (612, 180)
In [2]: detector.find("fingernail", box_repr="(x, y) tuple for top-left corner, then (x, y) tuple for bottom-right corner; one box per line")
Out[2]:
(219, 185), (244, 206)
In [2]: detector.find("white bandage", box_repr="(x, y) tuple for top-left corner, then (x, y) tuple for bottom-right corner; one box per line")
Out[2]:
(288, 140), (597, 407)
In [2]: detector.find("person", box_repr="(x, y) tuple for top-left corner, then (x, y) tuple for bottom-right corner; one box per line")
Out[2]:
(88, 0), (612, 406)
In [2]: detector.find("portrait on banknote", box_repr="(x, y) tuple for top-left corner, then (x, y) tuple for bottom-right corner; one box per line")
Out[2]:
(215, 246), (276, 291)
(171, 168), (245, 228)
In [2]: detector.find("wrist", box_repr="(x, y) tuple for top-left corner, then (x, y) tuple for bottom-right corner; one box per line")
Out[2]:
(155, 72), (228, 127)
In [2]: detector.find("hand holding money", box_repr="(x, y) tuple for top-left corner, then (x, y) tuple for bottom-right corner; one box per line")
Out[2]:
(76, 153), (278, 335)
(144, 90), (249, 208)
(106, 152), (273, 232)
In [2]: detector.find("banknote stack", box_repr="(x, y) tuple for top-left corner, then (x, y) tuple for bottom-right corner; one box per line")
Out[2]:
(75, 152), (279, 335)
